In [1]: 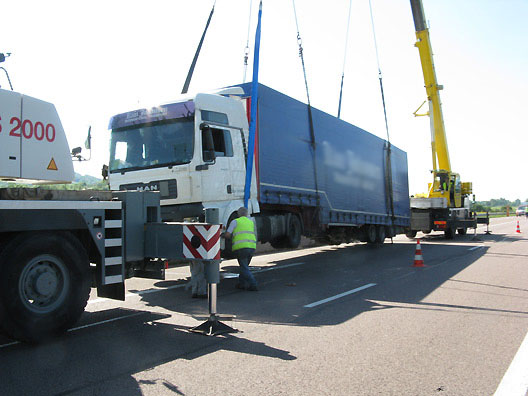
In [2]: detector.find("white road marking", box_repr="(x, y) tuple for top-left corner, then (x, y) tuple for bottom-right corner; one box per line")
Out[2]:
(253, 262), (305, 273)
(0, 341), (20, 349)
(0, 312), (145, 349)
(304, 283), (377, 308)
(468, 246), (483, 251)
(88, 262), (307, 306)
(88, 283), (187, 305)
(67, 312), (145, 332)
(494, 330), (528, 396)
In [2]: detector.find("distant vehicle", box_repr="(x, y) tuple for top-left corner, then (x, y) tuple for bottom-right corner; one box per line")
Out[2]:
(516, 205), (527, 216)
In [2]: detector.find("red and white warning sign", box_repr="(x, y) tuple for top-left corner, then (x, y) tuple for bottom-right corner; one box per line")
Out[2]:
(183, 224), (221, 260)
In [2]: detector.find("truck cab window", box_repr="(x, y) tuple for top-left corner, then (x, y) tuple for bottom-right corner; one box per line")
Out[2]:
(109, 117), (194, 173)
(202, 128), (233, 158)
(201, 110), (229, 125)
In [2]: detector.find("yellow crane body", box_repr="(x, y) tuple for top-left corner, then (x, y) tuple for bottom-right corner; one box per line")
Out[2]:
(410, 0), (472, 209)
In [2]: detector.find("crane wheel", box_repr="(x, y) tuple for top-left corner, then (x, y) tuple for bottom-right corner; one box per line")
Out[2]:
(444, 227), (455, 239)
(0, 232), (90, 343)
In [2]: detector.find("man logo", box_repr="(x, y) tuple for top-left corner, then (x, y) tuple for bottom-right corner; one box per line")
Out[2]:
(136, 185), (158, 192)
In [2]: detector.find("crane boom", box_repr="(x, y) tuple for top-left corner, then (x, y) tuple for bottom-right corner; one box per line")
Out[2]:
(410, 0), (450, 174)
(409, 0), (473, 210)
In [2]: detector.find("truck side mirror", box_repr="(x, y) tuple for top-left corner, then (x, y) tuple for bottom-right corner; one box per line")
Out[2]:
(71, 147), (82, 161)
(101, 164), (109, 180)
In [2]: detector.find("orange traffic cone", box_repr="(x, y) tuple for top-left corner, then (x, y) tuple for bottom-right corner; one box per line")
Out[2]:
(516, 221), (521, 234)
(413, 238), (425, 267)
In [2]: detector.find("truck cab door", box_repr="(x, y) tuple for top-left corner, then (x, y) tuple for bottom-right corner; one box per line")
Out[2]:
(454, 175), (462, 207)
(199, 125), (235, 203)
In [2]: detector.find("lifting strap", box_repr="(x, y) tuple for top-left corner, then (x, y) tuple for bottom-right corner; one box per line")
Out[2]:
(243, 1), (263, 208)
(337, 0), (353, 119)
(369, 0), (395, 235)
(368, 0), (390, 143)
(292, 0), (320, 222)
(243, 0), (254, 83)
(181, 1), (216, 94)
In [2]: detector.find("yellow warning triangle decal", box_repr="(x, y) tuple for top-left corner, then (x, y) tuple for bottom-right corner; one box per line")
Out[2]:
(47, 158), (58, 171)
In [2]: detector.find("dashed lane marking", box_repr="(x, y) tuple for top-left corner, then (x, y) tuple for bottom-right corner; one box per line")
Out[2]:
(304, 283), (377, 308)
(0, 312), (145, 349)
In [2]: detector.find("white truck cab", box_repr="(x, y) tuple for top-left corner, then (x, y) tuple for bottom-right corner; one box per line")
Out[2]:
(108, 89), (259, 228)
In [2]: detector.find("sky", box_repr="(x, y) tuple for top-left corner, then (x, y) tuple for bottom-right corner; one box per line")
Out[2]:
(1, 0), (527, 201)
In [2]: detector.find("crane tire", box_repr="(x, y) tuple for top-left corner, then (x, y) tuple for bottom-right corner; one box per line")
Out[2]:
(0, 232), (90, 343)
(444, 227), (455, 239)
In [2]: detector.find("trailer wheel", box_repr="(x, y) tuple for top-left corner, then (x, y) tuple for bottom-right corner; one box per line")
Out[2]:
(366, 225), (377, 244)
(405, 230), (417, 239)
(457, 228), (467, 235)
(375, 226), (386, 244)
(285, 215), (302, 248)
(0, 232), (90, 343)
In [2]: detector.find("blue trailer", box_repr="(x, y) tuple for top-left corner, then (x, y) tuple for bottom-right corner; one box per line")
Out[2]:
(232, 83), (411, 246)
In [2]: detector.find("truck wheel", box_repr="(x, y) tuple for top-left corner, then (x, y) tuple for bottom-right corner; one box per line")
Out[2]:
(421, 229), (432, 234)
(375, 226), (386, 244)
(221, 238), (234, 259)
(444, 227), (455, 239)
(0, 232), (90, 343)
(457, 228), (467, 235)
(221, 212), (238, 259)
(270, 237), (288, 249)
(405, 230), (417, 239)
(366, 225), (377, 244)
(285, 215), (302, 248)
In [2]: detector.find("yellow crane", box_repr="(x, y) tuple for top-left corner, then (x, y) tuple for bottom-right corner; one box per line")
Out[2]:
(408, 0), (475, 238)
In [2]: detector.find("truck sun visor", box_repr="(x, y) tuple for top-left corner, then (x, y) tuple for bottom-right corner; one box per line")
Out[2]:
(109, 101), (195, 130)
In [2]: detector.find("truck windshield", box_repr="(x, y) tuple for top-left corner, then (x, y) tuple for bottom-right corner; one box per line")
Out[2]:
(109, 118), (194, 173)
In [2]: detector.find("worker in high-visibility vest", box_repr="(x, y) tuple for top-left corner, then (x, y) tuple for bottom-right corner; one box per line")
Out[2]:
(224, 207), (258, 291)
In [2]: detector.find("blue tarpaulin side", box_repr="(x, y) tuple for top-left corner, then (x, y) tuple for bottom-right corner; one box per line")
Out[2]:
(230, 83), (410, 227)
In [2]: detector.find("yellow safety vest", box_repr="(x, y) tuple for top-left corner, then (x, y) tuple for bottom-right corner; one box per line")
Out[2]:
(232, 216), (257, 251)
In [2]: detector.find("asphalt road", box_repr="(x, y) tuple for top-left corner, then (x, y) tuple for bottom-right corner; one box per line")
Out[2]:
(1, 217), (527, 396)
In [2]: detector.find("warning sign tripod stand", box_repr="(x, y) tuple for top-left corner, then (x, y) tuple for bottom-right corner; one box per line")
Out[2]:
(190, 259), (238, 336)
(188, 209), (237, 336)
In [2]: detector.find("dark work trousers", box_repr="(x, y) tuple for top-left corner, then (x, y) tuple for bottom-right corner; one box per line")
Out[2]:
(235, 248), (257, 288)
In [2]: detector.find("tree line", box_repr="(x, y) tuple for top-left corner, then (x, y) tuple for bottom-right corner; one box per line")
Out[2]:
(473, 198), (527, 213)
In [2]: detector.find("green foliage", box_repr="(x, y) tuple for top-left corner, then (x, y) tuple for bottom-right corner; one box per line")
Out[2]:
(474, 197), (527, 213)
(0, 173), (109, 191)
